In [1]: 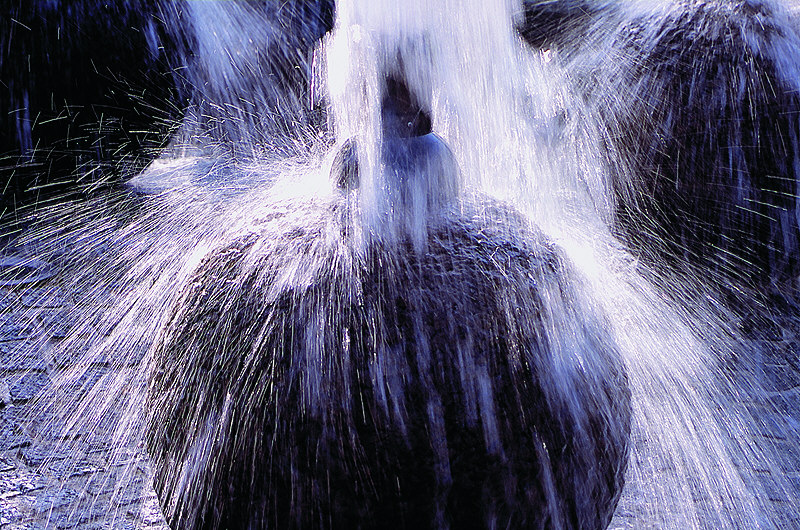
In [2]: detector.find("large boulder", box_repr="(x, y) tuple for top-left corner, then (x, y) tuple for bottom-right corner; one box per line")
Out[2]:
(0, 0), (335, 215)
(521, 0), (800, 298)
(609, 1), (800, 295)
(145, 193), (631, 530)
(516, 0), (608, 51)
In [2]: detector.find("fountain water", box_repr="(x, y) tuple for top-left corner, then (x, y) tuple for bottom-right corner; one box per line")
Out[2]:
(1, 0), (799, 529)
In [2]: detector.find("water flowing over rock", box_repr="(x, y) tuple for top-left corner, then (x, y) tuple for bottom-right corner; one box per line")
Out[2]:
(524, 0), (800, 301)
(2, 1), (800, 529)
(146, 195), (631, 530)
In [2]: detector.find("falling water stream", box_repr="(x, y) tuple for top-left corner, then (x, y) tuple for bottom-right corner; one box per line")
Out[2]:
(3, 0), (800, 528)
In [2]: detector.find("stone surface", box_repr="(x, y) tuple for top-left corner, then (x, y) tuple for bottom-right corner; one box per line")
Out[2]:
(0, 343), (48, 372)
(0, 0), (189, 213)
(146, 196), (631, 530)
(0, 410), (32, 451)
(7, 373), (51, 404)
(0, 205), (798, 530)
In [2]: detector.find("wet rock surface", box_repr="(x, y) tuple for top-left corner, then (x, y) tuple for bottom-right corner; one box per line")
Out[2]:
(0, 270), (168, 529)
(0, 0), (190, 215)
(146, 197), (630, 530)
(0, 237), (799, 529)
(567, 0), (800, 297)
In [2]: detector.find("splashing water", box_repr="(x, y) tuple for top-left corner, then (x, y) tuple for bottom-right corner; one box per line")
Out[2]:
(2, 0), (800, 528)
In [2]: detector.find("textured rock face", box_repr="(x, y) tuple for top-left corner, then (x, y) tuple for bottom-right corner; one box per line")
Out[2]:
(601, 1), (800, 295)
(516, 0), (606, 51)
(145, 195), (631, 530)
(521, 0), (800, 297)
(174, 0), (333, 154)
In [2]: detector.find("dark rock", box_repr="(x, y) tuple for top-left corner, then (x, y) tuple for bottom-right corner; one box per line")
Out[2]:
(0, 0), (335, 214)
(145, 195), (631, 530)
(516, 0), (609, 51)
(333, 74), (449, 195)
(381, 75), (432, 138)
(558, 1), (800, 300)
(0, 0), (189, 215)
(173, 0), (334, 155)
